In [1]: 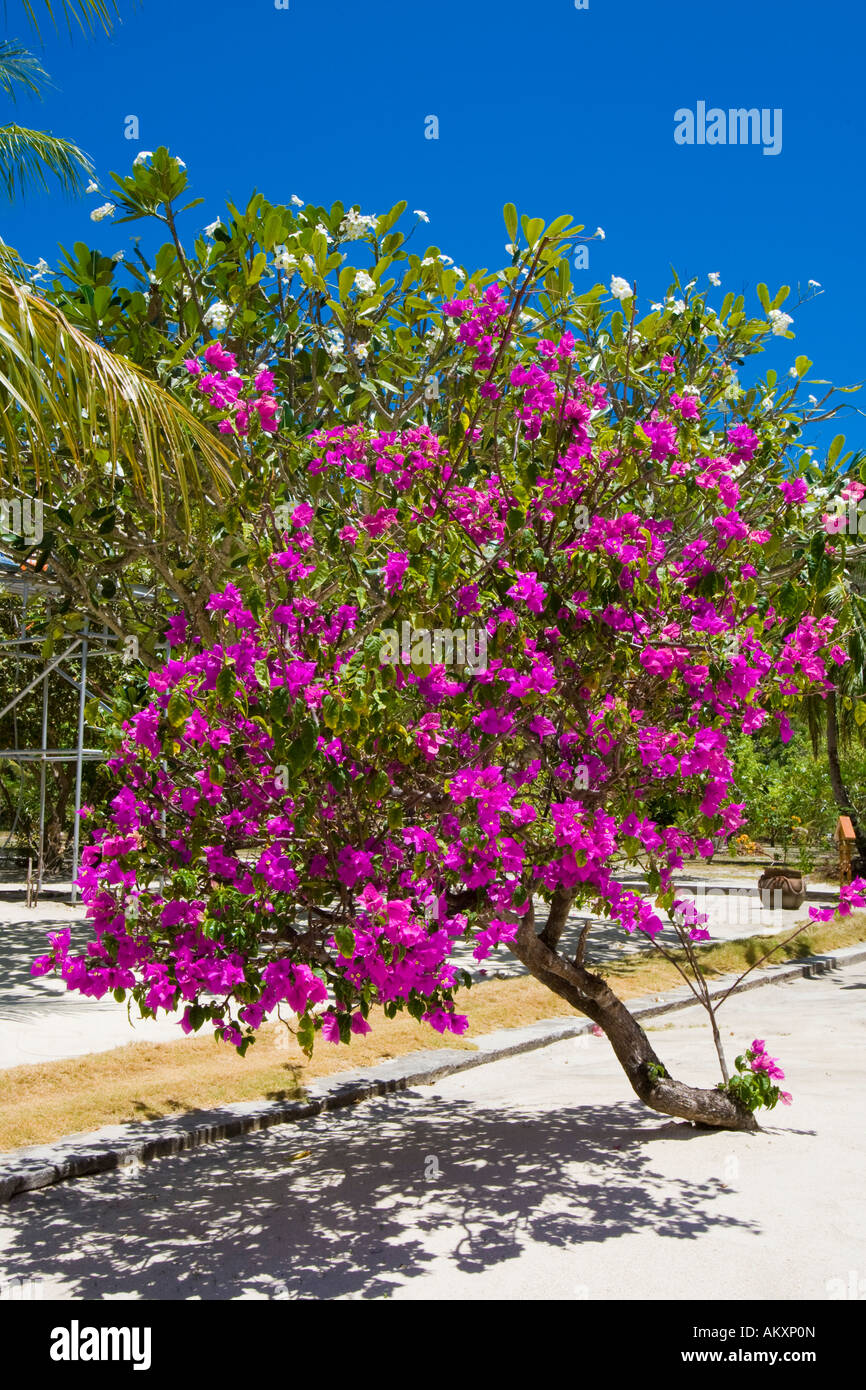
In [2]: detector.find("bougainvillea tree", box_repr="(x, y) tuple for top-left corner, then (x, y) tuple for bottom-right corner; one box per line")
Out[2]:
(35, 214), (865, 1131)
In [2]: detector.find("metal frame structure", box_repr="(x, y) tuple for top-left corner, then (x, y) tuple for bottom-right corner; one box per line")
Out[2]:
(0, 561), (121, 903)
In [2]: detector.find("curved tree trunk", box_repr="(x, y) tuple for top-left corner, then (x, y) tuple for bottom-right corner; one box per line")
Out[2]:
(508, 891), (759, 1133)
(826, 689), (866, 862)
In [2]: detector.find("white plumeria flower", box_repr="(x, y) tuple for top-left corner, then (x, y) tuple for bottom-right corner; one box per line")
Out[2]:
(90, 203), (115, 222)
(203, 301), (230, 330)
(111, 251), (124, 263)
(708, 271), (721, 286)
(610, 275), (632, 300)
(595, 227), (605, 239)
(421, 257), (436, 267)
(413, 209), (429, 222)
(670, 298), (686, 314)
(204, 219), (222, 238)
(291, 194), (304, 206)
(31, 257), (50, 280)
(274, 247), (296, 272)
(808, 394), (818, 406)
(325, 328), (344, 357)
(85, 180), (99, 194)
(340, 209), (377, 240)
(808, 279), (821, 289)
(788, 366), (799, 377)
(315, 223), (331, 241)
(439, 254), (454, 266)
(133, 151), (153, 166)
(505, 242), (517, 255)
(354, 270), (376, 296)
(650, 301), (663, 312)
(352, 341), (369, 361)
(768, 309), (793, 336)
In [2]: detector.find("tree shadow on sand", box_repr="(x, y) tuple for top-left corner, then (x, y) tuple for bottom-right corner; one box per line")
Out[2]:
(0, 1091), (767, 1300)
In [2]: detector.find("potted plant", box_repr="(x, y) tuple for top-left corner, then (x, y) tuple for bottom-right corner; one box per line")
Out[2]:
(758, 828), (811, 909)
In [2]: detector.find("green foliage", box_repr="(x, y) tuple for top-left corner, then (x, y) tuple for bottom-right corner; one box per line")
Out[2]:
(730, 729), (837, 852)
(721, 1053), (785, 1114)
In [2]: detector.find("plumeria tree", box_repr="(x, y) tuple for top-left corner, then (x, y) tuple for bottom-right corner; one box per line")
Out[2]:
(35, 214), (866, 1132)
(29, 158), (576, 657)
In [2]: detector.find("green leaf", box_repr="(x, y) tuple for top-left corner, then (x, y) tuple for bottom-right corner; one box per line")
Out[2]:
(167, 689), (190, 727)
(247, 251), (267, 286)
(503, 203), (518, 244)
(216, 664), (236, 701)
(334, 926), (355, 958)
(377, 201), (407, 237)
(521, 215), (545, 247)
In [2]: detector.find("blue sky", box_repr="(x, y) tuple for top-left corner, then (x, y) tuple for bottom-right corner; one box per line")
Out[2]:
(3, 0), (864, 450)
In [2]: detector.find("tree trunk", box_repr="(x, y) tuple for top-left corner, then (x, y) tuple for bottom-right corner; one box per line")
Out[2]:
(509, 901), (759, 1133)
(826, 689), (866, 861)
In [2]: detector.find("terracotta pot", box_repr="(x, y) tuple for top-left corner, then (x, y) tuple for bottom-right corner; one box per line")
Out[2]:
(757, 869), (806, 910)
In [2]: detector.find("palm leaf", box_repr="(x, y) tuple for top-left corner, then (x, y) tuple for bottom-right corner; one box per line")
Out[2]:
(0, 236), (27, 276)
(0, 124), (92, 197)
(0, 42), (48, 101)
(6, 0), (120, 36)
(0, 270), (234, 526)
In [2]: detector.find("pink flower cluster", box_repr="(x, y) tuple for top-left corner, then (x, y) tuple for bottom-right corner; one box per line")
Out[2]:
(748, 1039), (792, 1105)
(184, 342), (280, 436)
(443, 282), (512, 397)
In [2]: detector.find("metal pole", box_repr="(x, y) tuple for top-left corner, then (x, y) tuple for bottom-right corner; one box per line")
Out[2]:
(0, 639), (82, 722)
(37, 668), (48, 893)
(69, 622), (89, 905)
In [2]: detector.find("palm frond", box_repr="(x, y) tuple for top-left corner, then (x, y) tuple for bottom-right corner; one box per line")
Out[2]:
(0, 123), (91, 198)
(8, 0), (120, 37)
(0, 236), (27, 276)
(0, 271), (234, 527)
(0, 42), (48, 101)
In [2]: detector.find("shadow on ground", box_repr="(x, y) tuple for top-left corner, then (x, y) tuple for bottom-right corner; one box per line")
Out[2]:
(0, 1094), (763, 1300)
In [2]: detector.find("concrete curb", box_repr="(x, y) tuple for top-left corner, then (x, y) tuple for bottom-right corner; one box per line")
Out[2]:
(2, 942), (865, 1203)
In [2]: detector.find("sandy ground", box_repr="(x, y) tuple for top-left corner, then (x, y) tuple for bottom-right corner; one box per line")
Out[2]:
(0, 865), (834, 1069)
(0, 961), (862, 1301)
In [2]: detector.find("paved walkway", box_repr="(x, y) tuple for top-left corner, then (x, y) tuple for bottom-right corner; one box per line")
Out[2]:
(0, 866), (840, 1068)
(0, 962), (863, 1300)
(0, 898), (184, 1068)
